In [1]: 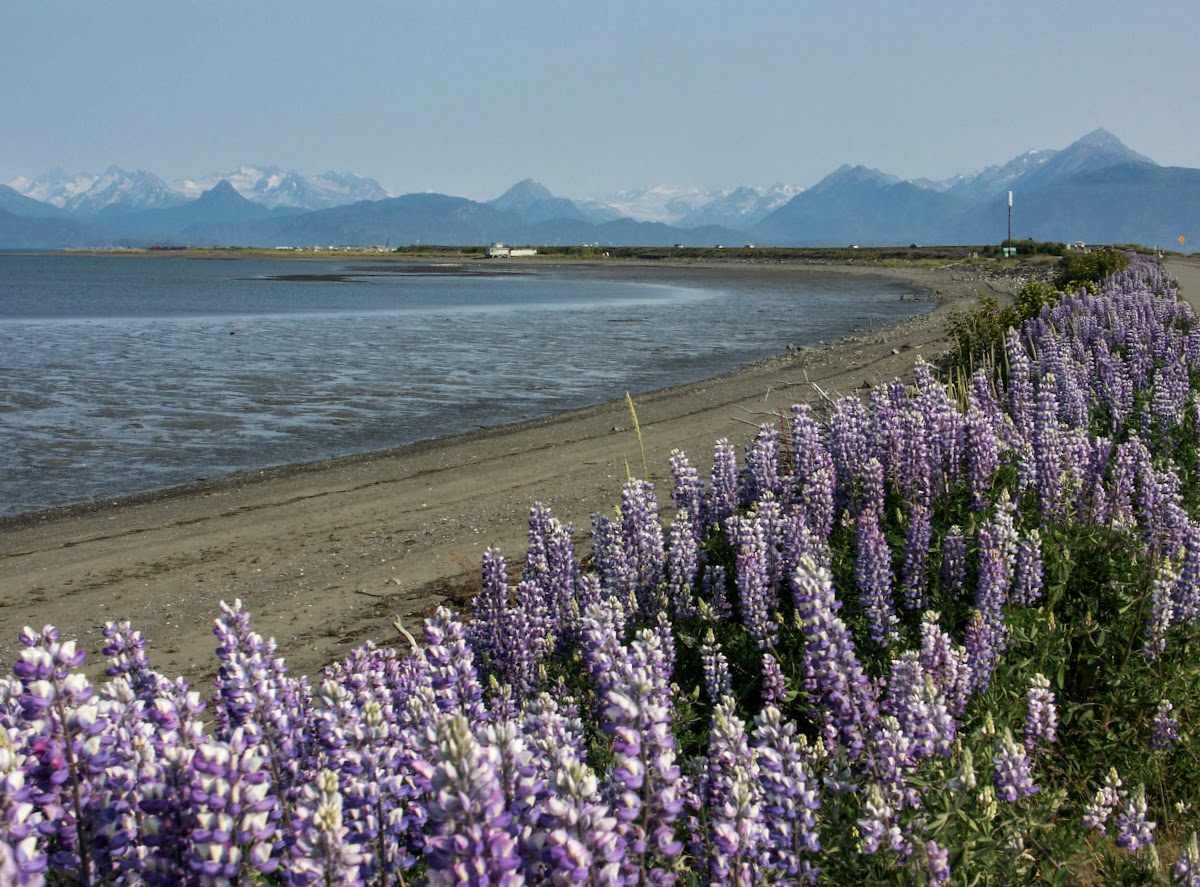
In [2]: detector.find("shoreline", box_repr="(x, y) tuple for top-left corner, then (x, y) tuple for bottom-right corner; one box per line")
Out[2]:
(0, 260), (1031, 683)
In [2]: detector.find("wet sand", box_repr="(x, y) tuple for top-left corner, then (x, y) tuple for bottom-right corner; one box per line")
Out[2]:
(0, 260), (1035, 683)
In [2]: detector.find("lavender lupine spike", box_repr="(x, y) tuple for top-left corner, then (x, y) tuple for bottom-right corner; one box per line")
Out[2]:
(620, 479), (668, 619)
(665, 511), (701, 620)
(965, 407), (1000, 510)
(413, 713), (522, 886)
(829, 396), (872, 512)
(1175, 833), (1200, 886)
(791, 555), (879, 759)
(1151, 700), (1180, 753)
(701, 630), (732, 704)
(708, 439), (740, 529)
(939, 526), (968, 600)
(900, 503), (932, 610)
(855, 507), (899, 647)
(1115, 783), (1156, 854)
(1145, 559), (1179, 661)
(286, 769), (364, 886)
(1012, 530), (1045, 607)
(669, 449), (705, 541)
(993, 728), (1038, 802)
(860, 457), (886, 518)
(1083, 768), (1124, 835)
(751, 706), (820, 881)
(925, 840), (951, 884)
(600, 630), (683, 884)
(1172, 525), (1200, 626)
(422, 607), (488, 726)
(537, 750), (624, 886)
(883, 653), (956, 761)
(733, 512), (779, 650)
(705, 699), (765, 886)
(471, 548), (511, 670)
(1023, 673), (1057, 755)
(802, 466), (836, 545)
(761, 653), (787, 708)
(918, 611), (971, 718)
(745, 423), (782, 503)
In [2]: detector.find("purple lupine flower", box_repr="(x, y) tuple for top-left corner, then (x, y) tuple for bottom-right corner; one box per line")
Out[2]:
(964, 609), (1000, 695)
(286, 769), (364, 886)
(422, 607), (488, 726)
(1151, 700), (1180, 753)
(896, 404), (932, 510)
(926, 840), (951, 884)
(855, 507), (899, 646)
(830, 396), (872, 511)
(669, 449), (706, 541)
(791, 555), (879, 759)
(918, 611), (971, 718)
(965, 406), (1000, 510)
(1145, 559), (1179, 661)
(761, 653), (787, 708)
(413, 713), (522, 886)
(187, 727), (280, 882)
(900, 503), (932, 610)
(705, 699), (765, 885)
(538, 750), (624, 886)
(939, 526), (968, 600)
(1173, 832), (1200, 886)
(883, 652), (955, 761)
(1173, 525), (1200, 626)
(600, 630), (683, 884)
(1032, 374), (1065, 519)
(1012, 530), (1045, 607)
(856, 782), (907, 857)
(751, 706), (820, 880)
(701, 630), (733, 704)
(1114, 783), (1156, 853)
(1083, 768), (1124, 835)
(708, 439), (740, 528)
(1023, 673), (1057, 755)
(1005, 330), (1035, 441)
(802, 466), (836, 545)
(860, 457), (886, 518)
(665, 511), (701, 619)
(620, 479), (668, 619)
(993, 728), (1038, 803)
(592, 512), (636, 607)
(745, 423), (782, 503)
(732, 512), (779, 650)
(702, 562), (733, 621)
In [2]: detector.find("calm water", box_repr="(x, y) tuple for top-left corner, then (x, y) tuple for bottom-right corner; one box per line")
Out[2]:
(0, 254), (930, 515)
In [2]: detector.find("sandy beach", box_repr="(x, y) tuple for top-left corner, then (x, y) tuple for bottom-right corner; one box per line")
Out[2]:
(0, 259), (1056, 682)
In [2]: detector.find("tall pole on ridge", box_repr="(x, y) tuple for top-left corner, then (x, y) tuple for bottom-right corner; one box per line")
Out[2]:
(1007, 190), (1013, 247)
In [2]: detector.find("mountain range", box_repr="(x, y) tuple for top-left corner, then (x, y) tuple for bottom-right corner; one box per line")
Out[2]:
(2, 130), (1195, 249)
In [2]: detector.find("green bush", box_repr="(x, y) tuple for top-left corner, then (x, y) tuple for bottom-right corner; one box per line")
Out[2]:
(1054, 249), (1130, 290)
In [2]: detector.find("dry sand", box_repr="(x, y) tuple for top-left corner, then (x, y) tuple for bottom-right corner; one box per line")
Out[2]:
(0, 260), (1043, 683)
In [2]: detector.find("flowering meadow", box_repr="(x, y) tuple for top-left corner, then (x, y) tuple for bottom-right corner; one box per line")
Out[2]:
(6, 255), (1200, 884)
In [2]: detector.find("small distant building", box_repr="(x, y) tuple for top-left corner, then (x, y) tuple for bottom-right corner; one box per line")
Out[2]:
(486, 242), (538, 258)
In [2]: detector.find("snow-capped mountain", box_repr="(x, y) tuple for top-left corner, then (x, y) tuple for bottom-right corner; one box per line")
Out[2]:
(172, 166), (391, 210)
(8, 166), (186, 214)
(677, 183), (804, 229)
(8, 165), (391, 215)
(598, 185), (728, 225)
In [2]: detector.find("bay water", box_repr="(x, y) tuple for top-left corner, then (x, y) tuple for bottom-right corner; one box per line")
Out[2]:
(0, 254), (930, 515)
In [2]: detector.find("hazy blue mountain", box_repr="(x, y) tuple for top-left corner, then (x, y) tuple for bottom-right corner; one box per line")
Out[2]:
(0, 185), (68, 218)
(0, 207), (93, 248)
(756, 166), (965, 245)
(489, 179), (587, 224)
(2, 129), (1194, 248)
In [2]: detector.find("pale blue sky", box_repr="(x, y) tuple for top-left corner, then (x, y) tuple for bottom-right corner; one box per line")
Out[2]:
(2, 0), (1195, 200)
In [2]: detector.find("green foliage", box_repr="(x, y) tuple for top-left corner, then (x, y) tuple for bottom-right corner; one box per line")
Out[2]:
(1054, 249), (1131, 290)
(945, 295), (1021, 374)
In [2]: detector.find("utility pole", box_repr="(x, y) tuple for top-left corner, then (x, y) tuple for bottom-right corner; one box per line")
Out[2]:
(1007, 191), (1013, 246)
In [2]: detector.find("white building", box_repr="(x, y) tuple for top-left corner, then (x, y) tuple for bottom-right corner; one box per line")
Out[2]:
(486, 242), (538, 258)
